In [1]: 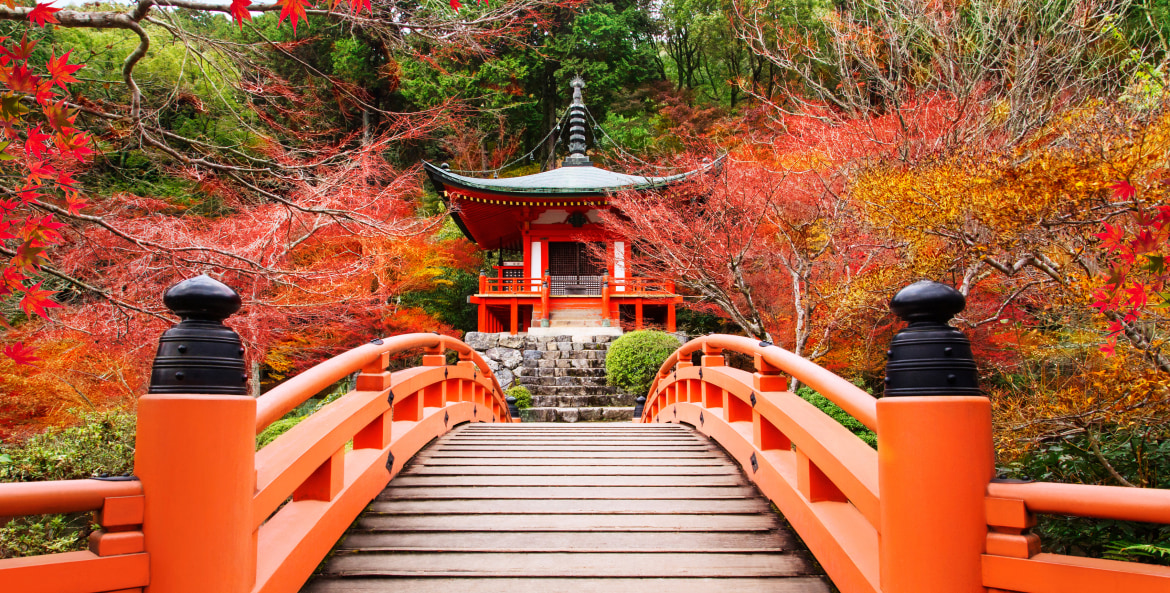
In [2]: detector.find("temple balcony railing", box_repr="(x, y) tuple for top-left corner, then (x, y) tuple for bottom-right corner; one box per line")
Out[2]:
(476, 275), (677, 297)
(479, 276), (542, 295)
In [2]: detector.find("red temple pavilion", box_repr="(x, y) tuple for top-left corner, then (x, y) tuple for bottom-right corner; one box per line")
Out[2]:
(425, 78), (717, 336)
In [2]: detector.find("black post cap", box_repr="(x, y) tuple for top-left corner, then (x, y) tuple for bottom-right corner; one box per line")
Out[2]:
(506, 395), (521, 419)
(884, 281), (981, 397)
(163, 274), (242, 321)
(889, 280), (966, 324)
(149, 275), (248, 395)
(632, 395), (647, 419)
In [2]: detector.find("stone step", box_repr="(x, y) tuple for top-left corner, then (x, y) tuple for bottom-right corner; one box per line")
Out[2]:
(517, 377), (609, 388)
(521, 368), (607, 378)
(549, 309), (603, 320)
(532, 394), (636, 408)
(544, 387), (622, 397)
(520, 407), (635, 423)
(526, 355), (607, 366)
(533, 344), (608, 353)
(549, 320), (606, 327)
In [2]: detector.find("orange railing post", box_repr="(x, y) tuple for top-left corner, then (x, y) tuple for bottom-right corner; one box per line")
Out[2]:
(601, 275), (611, 327)
(478, 271), (487, 294)
(541, 270), (550, 327)
(878, 282), (992, 593)
(136, 275), (257, 593)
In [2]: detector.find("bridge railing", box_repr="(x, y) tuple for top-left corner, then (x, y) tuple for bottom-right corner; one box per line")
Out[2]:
(0, 275), (514, 593)
(0, 478), (148, 591)
(641, 334), (882, 593)
(639, 282), (1170, 593)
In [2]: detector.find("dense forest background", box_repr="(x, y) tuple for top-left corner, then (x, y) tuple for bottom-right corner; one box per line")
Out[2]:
(2, 0), (1170, 550)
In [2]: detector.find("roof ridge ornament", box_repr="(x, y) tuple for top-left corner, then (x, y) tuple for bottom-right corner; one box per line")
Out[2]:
(563, 76), (591, 167)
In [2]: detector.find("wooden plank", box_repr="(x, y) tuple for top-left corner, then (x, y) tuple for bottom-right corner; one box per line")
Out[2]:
(305, 577), (832, 593)
(433, 445), (716, 452)
(338, 530), (793, 552)
(410, 457), (730, 466)
(387, 474), (746, 487)
(401, 465), (737, 476)
(302, 423), (831, 593)
(414, 450), (722, 459)
(377, 486), (758, 500)
(440, 440), (705, 445)
(367, 498), (772, 515)
(325, 551), (817, 578)
(355, 513), (778, 532)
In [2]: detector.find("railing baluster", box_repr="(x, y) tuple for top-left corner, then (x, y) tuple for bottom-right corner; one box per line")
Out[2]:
(986, 497), (1041, 559)
(293, 448), (345, 502)
(797, 449), (848, 503)
(753, 352), (788, 392)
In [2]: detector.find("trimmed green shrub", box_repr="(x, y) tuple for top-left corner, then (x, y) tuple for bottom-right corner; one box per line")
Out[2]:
(0, 410), (136, 559)
(0, 411), (136, 483)
(795, 385), (877, 449)
(506, 385), (533, 409)
(606, 330), (682, 396)
(255, 382), (350, 450)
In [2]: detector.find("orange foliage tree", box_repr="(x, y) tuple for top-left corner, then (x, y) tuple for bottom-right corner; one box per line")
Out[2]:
(0, 0), (572, 436)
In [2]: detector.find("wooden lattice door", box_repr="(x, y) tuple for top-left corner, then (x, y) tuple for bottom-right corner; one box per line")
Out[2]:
(548, 242), (603, 295)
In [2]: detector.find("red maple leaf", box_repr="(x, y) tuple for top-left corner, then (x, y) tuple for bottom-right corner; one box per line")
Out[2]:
(1096, 223), (1125, 251)
(3, 63), (41, 93)
(23, 215), (65, 245)
(0, 34), (38, 61)
(46, 51), (82, 92)
(1131, 229), (1159, 254)
(229, 0), (253, 28)
(347, 0), (370, 13)
(1111, 180), (1136, 200)
(56, 170), (77, 191)
(17, 189), (42, 205)
(41, 100), (76, 132)
(1, 267), (25, 291)
(3, 342), (41, 366)
(449, 0), (462, 8)
(24, 125), (50, 158)
(60, 130), (92, 161)
(18, 281), (61, 318)
(65, 191), (86, 214)
(276, 0), (310, 34)
(25, 160), (55, 185)
(27, 3), (61, 28)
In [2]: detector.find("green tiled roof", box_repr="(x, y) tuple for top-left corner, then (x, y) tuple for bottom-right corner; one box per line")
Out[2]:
(424, 157), (724, 196)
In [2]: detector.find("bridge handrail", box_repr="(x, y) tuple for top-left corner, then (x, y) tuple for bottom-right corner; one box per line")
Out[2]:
(0, 478), (142, 517)
(988, 480), (1170, 524)
(256, 333), (501, 431)
(647, 334), (877, 430)
(642, 331), (1170, 593)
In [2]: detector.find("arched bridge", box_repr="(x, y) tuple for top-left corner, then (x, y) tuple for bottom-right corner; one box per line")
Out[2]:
(3, 283), (1170, 593)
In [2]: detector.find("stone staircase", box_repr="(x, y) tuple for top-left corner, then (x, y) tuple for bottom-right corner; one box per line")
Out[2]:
(517, 334), (634, 422)
(464, 332), (634, 422)
(547, 308), (605, 328)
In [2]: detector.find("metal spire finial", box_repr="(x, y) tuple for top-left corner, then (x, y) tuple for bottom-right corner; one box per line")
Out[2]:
(563, 76), (591, 167)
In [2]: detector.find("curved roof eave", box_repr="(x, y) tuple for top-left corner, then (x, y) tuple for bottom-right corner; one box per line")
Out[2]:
(423, 155), (725, 197)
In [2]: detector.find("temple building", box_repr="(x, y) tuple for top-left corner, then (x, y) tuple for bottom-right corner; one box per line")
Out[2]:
(424, 78), (718, 336)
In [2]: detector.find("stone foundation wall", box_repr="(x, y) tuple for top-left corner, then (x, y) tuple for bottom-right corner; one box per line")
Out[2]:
(463, 332), (613, 390)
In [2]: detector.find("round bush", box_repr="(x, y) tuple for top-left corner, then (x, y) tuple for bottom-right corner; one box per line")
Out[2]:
(506, 384), (533, 409)
(606, 330), (682, 397)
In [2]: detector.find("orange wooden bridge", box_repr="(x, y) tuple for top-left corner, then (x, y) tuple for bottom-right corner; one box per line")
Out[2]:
(3, 280), (1170, 593)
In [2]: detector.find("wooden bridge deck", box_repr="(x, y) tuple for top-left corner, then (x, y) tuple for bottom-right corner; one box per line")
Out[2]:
(303, 423), (831, 593)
